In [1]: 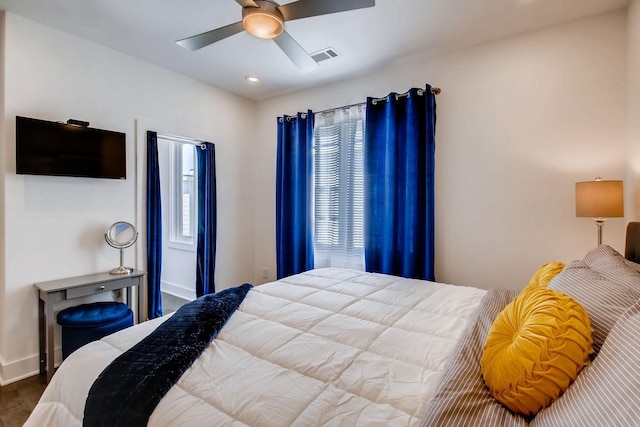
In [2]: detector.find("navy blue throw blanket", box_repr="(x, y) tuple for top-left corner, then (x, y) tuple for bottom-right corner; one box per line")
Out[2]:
(83, 283), (253, 427)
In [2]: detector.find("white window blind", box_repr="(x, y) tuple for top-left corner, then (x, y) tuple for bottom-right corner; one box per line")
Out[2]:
(313, 104), (365, 270)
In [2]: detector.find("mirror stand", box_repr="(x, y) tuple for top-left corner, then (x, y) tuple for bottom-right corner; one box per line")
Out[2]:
(111, 247), (134, 275)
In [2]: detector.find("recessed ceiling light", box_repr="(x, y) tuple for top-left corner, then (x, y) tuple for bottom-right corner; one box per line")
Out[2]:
(245, 75), (260, 84)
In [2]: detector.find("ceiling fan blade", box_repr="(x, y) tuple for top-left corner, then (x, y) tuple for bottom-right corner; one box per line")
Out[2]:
(273, 31), (319, 72)
(235, 0), (259, 8)
(278, 0), (375, 21)
(176, 21), (245, 51)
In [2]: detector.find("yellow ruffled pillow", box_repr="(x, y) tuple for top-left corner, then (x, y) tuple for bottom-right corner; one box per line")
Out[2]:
(521, 262), (565, 294)
(481, 288), (593, 417)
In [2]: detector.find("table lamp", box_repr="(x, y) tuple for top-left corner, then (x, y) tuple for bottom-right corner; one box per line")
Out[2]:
(575, 178), (624, 245)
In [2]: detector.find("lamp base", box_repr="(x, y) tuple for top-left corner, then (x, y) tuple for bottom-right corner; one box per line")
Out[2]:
(594, 218), (606, 246)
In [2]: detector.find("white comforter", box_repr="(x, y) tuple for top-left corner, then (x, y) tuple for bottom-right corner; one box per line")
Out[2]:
(26, 268), (486, 426)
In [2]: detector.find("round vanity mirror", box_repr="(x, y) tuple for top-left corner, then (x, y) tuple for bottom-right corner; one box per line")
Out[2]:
(105, 222), (138, 275)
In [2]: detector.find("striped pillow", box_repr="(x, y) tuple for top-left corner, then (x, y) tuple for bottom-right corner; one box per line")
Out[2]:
(547, 259), (640, 354)
(420, 289), (529, 427)
(582, 244), (620, 264)
(582, 245), (640, 292)
(531, 301), (640, 427)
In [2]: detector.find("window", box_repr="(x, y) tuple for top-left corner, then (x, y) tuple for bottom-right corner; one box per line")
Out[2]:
(313, 105), (365, 270)
(169, 142), (197, 247)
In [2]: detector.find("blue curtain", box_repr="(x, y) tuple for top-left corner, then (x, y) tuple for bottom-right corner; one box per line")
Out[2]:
(196, 143), (217, 297)
(364, 86), (437, 281)
(146, 131), (163, 319)
(276, 110), (314, 279)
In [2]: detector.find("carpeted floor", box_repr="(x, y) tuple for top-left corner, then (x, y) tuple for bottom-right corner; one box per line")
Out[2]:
(0, 375), (46, 427)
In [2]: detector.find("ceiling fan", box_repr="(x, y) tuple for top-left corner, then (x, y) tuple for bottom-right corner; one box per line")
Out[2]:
(176, 0), (376, 72)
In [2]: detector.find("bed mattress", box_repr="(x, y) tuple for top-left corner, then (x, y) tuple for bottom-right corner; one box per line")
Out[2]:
(25, 268), (486, 426)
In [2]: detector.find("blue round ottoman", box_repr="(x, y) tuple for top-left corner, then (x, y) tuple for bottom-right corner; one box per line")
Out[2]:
(57, 302), (133, 359)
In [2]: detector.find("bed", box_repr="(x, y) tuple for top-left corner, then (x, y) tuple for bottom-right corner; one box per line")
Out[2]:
(24, 226), (640, 426)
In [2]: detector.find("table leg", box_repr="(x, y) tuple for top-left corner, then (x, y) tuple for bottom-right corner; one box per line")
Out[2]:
(38, 297), (46, 379)
(45, 295), (55, 383)
(126, 286), (133, 323)
(137, 278), (145, 323)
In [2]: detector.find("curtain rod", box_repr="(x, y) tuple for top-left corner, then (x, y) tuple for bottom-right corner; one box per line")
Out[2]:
(316, 102), (366, 116)
(157, 133), (207, 150)
(314, 87), (441, 115)
(370, 87), (440, 105)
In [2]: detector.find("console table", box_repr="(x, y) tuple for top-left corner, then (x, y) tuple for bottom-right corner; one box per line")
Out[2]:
(35, 270), (145, 383)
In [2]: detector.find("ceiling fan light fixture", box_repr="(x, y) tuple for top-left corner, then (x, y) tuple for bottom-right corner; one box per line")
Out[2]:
(177, 0), (376, 70)
(242, 2), (284, 39)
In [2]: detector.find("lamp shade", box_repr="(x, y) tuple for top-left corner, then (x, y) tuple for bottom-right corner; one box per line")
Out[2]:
(575, 180), (624, 218)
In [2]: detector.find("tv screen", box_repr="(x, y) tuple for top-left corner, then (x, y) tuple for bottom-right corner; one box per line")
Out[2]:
(16, 116), (126, 179)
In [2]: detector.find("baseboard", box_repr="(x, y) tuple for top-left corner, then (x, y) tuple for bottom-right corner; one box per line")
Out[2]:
(161, 280), (195, 301)
(0, 349), (61, 386)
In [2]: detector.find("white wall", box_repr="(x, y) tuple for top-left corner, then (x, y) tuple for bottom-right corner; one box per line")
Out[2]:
(0, 12), (6, 384)
(253, 11), (628, 289)
(629, 0), (640, 220)
(0, 12), (256, 384)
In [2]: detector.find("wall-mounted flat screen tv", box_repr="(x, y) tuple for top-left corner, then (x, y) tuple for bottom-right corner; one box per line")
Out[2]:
(16, 116), (126, 179)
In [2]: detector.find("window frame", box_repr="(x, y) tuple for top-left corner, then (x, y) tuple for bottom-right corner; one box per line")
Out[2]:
(167, 141), (197, 252)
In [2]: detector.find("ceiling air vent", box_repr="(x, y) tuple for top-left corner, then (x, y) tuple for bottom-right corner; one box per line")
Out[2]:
(311, 47), (339, 64)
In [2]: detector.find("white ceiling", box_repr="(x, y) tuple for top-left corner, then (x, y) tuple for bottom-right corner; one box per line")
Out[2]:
(0, 0), (629, 101)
